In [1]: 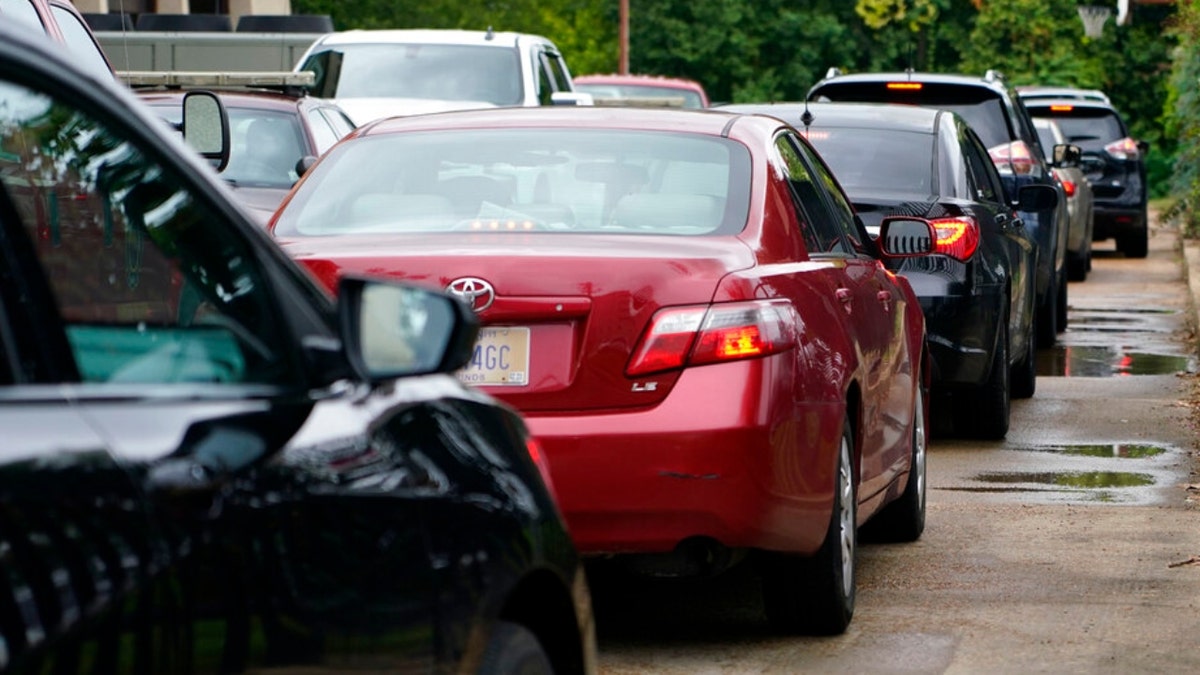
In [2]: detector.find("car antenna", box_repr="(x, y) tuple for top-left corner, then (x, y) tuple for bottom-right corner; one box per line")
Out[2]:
(800, 99), (814, 130)
(485, 25), (495, 40)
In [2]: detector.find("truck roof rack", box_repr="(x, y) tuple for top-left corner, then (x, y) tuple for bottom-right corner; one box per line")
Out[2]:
(120, 70), (314, 95)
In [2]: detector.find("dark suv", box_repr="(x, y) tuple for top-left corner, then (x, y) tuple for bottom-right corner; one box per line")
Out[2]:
(1020, 95), (1149, 258)
(809, 69), (1069, 346)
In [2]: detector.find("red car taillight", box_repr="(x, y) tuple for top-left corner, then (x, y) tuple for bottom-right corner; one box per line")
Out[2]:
(988, 140), (1036, 176)
(525, 436), (561, 506)
(931, 216), (980, 262)
(1104, 137), (1141, 160)
(625, 300), (799, 377)
(1052, 168), (1077, 197)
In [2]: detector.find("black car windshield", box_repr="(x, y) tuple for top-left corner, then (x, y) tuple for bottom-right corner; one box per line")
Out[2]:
(301, 44), (523, 105)
(804, 127), (935, 194)
(273, 128), (752, 237)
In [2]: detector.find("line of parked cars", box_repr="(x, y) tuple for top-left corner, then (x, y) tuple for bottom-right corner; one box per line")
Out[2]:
(5, 5), (1151, 669)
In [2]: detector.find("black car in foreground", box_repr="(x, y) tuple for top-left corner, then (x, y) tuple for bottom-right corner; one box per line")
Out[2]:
(723, 102), (1055, 438)
(0, 22), (594, 675)
(1021, 95), (1149, 258)
(808, 70), (1069, 348)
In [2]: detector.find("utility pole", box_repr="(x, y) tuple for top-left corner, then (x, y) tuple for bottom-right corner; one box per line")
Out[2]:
(619, 0), (629, 74)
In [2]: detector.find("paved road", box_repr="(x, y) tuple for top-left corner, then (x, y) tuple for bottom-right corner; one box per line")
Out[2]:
(593, 220), (1200, 674)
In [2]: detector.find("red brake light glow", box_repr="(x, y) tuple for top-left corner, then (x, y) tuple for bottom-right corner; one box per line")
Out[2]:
(931, 216), (980, 262)
(1050, 104), (1074, 112)
(887, 82), (923, 91)
(626, 301), (798, 377)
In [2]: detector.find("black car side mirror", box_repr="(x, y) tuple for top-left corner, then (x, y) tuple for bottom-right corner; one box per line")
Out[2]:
(1016, 183), (1059, 211)
(338, 276), (480, 383)
(877, 217), (936, 257)
(296, 155), (318, 177)
(1053, 143), (1081, 168)
(1137, 139), (1150, 154)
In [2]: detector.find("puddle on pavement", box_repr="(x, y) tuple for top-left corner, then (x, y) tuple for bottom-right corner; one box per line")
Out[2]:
(1018, 443), (1169, 458)
(1036, 345), (1195, 377)
(973, 471), (1156, 489)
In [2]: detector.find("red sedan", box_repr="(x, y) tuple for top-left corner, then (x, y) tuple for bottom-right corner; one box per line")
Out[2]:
(270, 107), (933, 635)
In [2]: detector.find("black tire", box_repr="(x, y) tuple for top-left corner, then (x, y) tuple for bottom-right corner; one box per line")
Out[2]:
(961, 323), (1010, 440)
(478, 621), (554, 675)
(761, 415), (856, 635)
(1010, 309), (1037, 400)
(1119, 227), (1149, 259)
(1035, 273), (1058, 348)
(1067, 252), (1088, 282)
(861, 384), (926, 543)
(1055, 270), (1068, 333)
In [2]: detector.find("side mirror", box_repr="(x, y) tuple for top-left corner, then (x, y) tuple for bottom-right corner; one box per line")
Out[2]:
(878, 217), (935, 257)
(1137, 139), (1150, 154)
(1016, 183), (1059, 211)
(1053, 143), (1081, 168)
(338, 276), (479, 382)
(551, 91), (594, 107)
(181, 91), (231, 172)
(296, 155), (318, 177)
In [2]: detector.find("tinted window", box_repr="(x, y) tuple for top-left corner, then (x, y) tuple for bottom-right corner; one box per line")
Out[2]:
(541, 51), (572, 92)
(773, 136), (848, 255)
(274, 129), (752, 237)
(791, 136), (865, 252)
(301, 44), (523, 105)
(1027, 107), (1126, 150)
(804, 127), (935, 194)
(812, 81), (1015, 149)
(0, 79), (294, 386)
(50, 5), (112, 80)
(306, 108), (341, 154)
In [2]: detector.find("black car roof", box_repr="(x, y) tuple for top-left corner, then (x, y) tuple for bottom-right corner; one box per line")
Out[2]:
(808, 70), (1014, 98)
(721, 101), (941, 135)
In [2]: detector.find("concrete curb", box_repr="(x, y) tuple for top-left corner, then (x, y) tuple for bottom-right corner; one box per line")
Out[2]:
(1184, 237), (1200, 349)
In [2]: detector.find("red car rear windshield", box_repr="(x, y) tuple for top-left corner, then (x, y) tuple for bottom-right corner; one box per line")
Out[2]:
(274, 128), (752, 237)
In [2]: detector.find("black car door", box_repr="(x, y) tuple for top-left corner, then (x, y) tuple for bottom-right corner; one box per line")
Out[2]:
(0, 66), (440, 671)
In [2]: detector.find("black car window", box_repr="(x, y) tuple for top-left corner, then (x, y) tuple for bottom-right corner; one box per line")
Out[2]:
(0, 78), (294, 386)
(790, 134), (866, 253)
(773, 135), (848, 255)
(804, 127), (936, 194)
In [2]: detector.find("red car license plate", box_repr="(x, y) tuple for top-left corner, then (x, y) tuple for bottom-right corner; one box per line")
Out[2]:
(457, 326), (530, 386)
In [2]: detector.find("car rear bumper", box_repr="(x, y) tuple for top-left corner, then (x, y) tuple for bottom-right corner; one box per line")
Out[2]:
(1093, 207), (1146, 240)
(522, 357), (840, 557)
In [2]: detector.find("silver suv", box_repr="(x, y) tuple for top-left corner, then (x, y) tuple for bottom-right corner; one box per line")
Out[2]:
(296, 28), (591, 125)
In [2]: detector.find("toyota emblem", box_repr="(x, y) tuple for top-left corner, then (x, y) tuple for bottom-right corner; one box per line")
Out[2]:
(446, 277), (496, 313)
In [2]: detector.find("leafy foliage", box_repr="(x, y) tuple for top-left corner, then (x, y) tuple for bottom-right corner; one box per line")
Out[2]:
(292, 0), (1178, 199)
